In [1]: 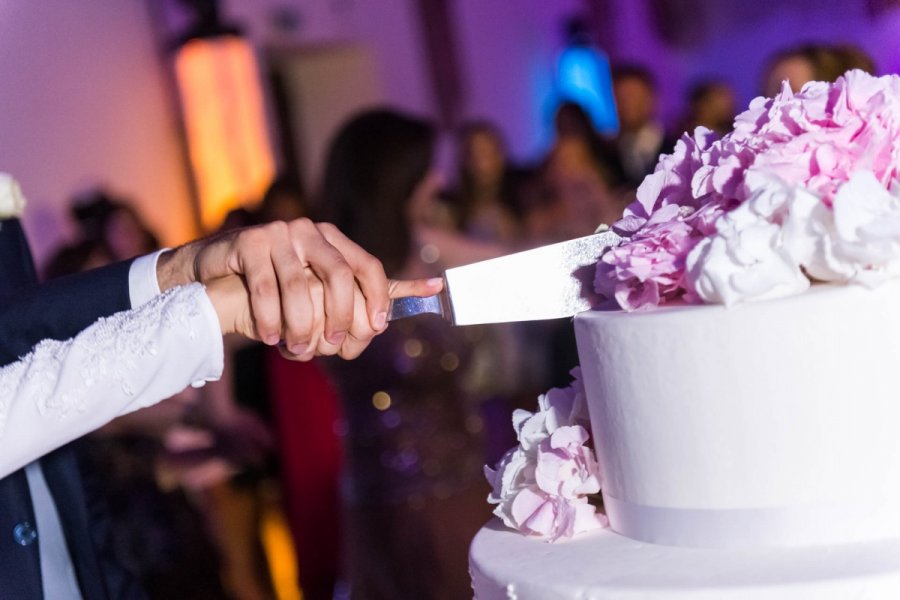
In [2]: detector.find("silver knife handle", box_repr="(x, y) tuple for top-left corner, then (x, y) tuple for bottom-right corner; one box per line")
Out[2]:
(388, 292), (452, 323)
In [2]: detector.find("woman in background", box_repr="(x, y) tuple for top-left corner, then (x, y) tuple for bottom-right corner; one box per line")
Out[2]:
(450, 120), (524, 244)
(317, 109), (491, 600)
(762, 42), (876, 96)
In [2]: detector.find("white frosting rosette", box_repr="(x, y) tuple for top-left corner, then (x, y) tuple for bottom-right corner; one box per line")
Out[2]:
(0, 173), (26, 219)
(806, 170), (900, 286)
(687, 170), (900, 305)
(686, 176), (811, 306)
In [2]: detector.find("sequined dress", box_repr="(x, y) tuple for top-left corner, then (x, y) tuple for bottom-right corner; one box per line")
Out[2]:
(325, 313), (491, 600)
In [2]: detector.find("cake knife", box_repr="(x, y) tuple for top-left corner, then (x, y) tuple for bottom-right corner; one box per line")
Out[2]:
(388, 230), (623, 325)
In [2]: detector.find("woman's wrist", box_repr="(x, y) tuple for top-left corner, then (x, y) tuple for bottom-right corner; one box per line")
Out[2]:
(205, 277), (246, 336)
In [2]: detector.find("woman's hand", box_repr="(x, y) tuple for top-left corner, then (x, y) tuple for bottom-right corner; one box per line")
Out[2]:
(205, 274), (443, 361)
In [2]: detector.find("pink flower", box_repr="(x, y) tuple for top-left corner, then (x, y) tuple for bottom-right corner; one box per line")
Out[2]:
(485, 375), (607, 541)
(597, 200), (734, 311)
(535, 426), (601, 498)
(510, 487), (608, 541)
(633, 127), (719, 221)
(597, 70), (900, 310)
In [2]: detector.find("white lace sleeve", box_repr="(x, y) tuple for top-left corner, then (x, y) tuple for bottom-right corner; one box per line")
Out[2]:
(0, 283), (224, 477)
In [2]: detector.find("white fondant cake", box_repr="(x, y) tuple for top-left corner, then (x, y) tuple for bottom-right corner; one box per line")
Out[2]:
(471, 279), (900, 597)
(576, 278), (900, 549)
(471, 69), (900, 599)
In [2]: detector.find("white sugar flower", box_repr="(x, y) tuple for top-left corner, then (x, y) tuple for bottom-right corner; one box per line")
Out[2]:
(686, 178), (810, 306)
(0, 173), (26, 219)
(485, 371), (607, 541)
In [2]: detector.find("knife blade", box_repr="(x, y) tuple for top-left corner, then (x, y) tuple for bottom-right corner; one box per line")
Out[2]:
(388, 230), (623, 325)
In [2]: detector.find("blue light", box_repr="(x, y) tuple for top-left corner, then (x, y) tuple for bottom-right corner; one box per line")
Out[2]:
(556, 45), (618, 134)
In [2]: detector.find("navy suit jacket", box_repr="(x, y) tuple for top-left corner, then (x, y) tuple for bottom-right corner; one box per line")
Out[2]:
(0, 219), (145, 599)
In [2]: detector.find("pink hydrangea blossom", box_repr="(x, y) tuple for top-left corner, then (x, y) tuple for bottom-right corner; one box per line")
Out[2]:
(598, 70), (900, 310)
(595, 200), (734, 310)
(484, 370), (607, 541)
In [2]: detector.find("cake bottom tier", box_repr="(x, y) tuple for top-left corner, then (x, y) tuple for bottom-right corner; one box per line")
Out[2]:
(470, 519), (900, 599)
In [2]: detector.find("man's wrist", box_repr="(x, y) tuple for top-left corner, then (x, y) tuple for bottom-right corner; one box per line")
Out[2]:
(156, 243), (200, 292)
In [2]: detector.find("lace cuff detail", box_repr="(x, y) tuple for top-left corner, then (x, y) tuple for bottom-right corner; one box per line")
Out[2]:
(0, 283), (223, 473)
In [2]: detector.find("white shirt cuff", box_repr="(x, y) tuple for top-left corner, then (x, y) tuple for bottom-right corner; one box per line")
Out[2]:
(129, 249), (168, 308)
(192, 287), (225, 388)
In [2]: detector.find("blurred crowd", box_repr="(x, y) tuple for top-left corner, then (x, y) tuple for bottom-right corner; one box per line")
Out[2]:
(42, 41), (875, 600)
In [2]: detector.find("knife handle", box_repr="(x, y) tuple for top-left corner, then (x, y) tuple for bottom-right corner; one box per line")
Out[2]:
(388, 292), (452, 323)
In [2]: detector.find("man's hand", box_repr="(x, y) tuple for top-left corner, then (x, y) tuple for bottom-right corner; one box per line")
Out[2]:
(160, 218), (442, 360)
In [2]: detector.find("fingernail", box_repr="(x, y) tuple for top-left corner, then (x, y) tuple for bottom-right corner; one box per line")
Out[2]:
(265, 334), (280, 346)
(290, 343), (308, 355)
(374, 311), (387, 330)
(326, 331), (347, 345)
(427, 277), (443, 287)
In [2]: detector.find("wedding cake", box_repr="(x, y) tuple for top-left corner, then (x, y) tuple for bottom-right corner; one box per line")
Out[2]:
(471, 71), (900, 598)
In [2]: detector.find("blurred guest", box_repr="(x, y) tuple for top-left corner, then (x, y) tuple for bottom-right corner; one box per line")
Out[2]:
(447, 120), (544, 463)
(543, 136), (629, 237)
(552, 100), (626, 189)
(449, 120), (524, 244)
(212, 174), (345, 600)
(221, 174), (307, 230)
(518, 101), (627, 243)
(513, 101), (635, 406)
(679, 79), (737, 137)
(257, 173), (306, 224)
(832, 44), (876, 76)
(44, 238), (114, 280)
(45, 189), (158, 277)
(265, 351), (343, 600)
(317, 109), (491, 600)
(611, 65), (673, 187)
(71, 189), (159, 259)
(762, 43), (876, 96)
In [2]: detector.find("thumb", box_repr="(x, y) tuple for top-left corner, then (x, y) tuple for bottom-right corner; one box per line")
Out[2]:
(388, 277), (443, 299)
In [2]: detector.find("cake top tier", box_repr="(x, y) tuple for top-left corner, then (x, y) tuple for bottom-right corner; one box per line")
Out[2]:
(595, 70), (900, 312)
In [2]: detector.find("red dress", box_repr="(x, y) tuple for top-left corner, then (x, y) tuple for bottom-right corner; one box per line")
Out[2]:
(267, 352), (343, 600)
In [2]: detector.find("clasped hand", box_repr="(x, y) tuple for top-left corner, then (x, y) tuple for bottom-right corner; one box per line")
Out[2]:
(157, 218), (441, 360)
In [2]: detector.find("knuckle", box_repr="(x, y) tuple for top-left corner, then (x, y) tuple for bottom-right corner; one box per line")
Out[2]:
(325, 260), (354, 285)
(282, 272), (307, 294)
(364, 255), (387, 279)
(316, 221), (337, 236)
(290, 217), (315, 234)
(265, 220), (290, 238)
(254, 308), (279, 328)
(253, 277), (278, 298)
(246, 225), (269, 244)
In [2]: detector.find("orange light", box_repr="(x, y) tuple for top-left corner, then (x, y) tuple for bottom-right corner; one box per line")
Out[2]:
(174, 36), (275, 231)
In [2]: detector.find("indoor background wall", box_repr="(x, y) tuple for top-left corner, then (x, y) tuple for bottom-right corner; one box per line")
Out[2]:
(0, 0), (193, 265)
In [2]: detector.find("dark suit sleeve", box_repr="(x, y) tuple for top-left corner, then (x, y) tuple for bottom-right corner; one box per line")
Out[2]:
(0, 257), (150, 599)
(0, 258), (135, 367)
